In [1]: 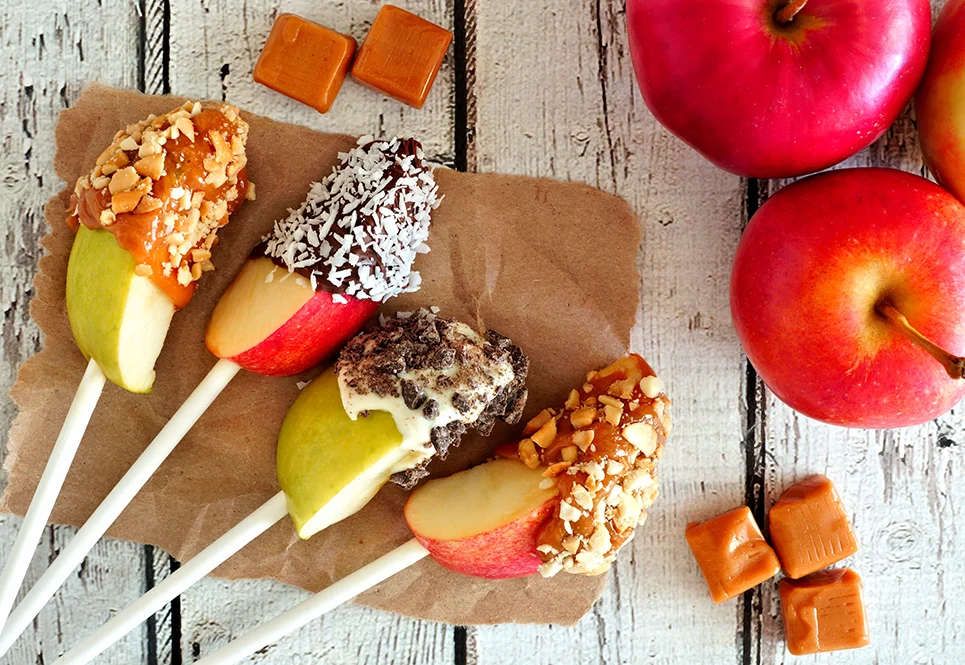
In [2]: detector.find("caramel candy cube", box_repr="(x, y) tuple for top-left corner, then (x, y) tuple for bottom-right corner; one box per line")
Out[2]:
(686, 506), (781, 603)
(780, 568), (870, 655)
(254, 14), (356, 113)
(351, 5), (453, 109)
(769, 475), (858, 578)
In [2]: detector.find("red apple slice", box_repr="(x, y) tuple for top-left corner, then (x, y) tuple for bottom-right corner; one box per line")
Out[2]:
(205, 256), (379, 377)
(404, 458), (560, 579)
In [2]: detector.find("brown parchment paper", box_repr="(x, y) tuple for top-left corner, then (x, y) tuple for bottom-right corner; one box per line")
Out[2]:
(0, 85), (640, 626)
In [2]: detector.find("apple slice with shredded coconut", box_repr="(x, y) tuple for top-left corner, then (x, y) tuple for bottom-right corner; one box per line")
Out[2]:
(207, 135), (443, 376)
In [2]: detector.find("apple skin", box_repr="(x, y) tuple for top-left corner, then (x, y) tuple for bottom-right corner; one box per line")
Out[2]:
(626, 0), (931, 178)
(731, 168), (965, 428)
(205, 257), (379, 377)
(225, 291), (378, 377)
(405, 459), (560, 579)
(276, 369), (404, 539)
(412, 503), (555, 579)
(916, 0), (965, 203)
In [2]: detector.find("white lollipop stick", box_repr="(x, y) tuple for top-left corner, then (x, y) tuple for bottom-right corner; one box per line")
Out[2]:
(0, 359), (241, 656)
(194, 539), (429, 665)
(55, 490), (288, 665)
(0, 359), (106, 636)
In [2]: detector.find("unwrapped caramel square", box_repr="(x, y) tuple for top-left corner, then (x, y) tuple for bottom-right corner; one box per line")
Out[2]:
(686, 506), (781, 603)
(769, 475), (858, 578)
(254, 14), (356, 114)
(780, 568), (870, 655)
(351, 5), (452, 109)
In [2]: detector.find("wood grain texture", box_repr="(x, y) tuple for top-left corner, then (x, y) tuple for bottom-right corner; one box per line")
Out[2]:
(168, 0), (455, 164)
(166, 1), (458, 662)
(0, 3), (156, 664)
(2, 0), (965, 663)
(470, 0), (749, 662)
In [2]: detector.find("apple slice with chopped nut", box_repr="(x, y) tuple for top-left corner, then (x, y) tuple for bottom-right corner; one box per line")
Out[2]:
(404, 458), (560, 579)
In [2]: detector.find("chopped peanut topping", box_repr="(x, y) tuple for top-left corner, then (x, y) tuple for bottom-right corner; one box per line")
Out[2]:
(66, 100), (251, 309)
(518, 439), (540, 469)
(524, 408), (554, 435)
(506, 355), (670, 578)
(570, 407), (596, 429)
(531, 417), (557, 448)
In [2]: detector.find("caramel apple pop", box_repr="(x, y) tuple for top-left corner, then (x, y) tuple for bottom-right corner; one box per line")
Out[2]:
(0, 137), (439, 657)
(182, 355), (669, 665)
(54, 310), (527, 665)
(0, 101), (250, 638)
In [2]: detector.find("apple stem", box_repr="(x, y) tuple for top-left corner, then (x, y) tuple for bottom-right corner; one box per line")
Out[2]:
(775, 0), (808, 24)
(877, 303), (965, 380)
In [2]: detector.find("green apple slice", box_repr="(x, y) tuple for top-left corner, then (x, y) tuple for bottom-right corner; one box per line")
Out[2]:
(277, 369), (423, 539)
(65, 226), (175, 393)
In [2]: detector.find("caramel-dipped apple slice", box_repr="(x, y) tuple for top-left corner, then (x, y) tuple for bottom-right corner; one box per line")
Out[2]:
(0, 101), (251, 646)
(67, 101), (251, 392)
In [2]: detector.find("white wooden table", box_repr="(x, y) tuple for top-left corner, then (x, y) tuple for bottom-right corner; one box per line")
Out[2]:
(1, 1), (962, 663)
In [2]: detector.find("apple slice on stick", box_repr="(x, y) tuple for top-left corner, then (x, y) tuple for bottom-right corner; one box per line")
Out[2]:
(0, 101), (251, 639)
(134, 354), (671, 665)
(53, 309), (529, 665)
(0, 137), (441, 656)
(193, 459), (557, 665)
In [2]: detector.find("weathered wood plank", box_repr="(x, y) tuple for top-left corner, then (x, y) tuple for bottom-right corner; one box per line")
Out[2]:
(0, 3), (155, 664)
(747, 5), (965, 663)
(754, 62), (965, 665)
(168, 0), (455, 164)
(470, 0), (749, 662)
(166, 2), (458, 662)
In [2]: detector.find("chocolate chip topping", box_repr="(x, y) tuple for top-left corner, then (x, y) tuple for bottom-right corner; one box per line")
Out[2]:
(422, 399), (439, 420)
(401, 379), (427, 410)
(337, 309), (530, 489)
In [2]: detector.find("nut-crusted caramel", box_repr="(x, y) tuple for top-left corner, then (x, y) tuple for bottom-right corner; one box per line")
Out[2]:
(520, 354), (671, 577)
(67, 100), (252, 308)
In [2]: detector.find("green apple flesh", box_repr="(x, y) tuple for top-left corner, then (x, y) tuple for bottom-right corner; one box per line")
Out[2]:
(277, 369), (419, 539)
(65, 226), (175, 393)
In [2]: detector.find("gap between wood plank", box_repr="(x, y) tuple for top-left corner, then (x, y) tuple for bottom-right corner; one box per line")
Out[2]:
(139, 2), (178, 663)
(740, 177), (767, 665)
(453, 0), (475, 660)
(453, 0), (477, 173)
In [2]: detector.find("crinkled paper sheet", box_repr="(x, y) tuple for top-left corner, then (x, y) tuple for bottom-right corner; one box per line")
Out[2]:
(1, 85), (641, 625)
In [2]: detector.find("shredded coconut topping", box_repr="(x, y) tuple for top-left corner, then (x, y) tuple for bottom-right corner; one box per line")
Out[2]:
(263, 136), (441, 302)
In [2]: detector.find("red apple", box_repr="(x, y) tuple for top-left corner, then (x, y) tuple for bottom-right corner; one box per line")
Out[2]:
(730, 168), (965, 428)
(916, 0), (965, 203)
(404, 458), (560, 579)
(626, 0), (931, 179)
(205, 256), (378, 377)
